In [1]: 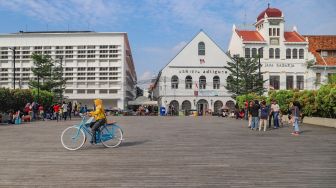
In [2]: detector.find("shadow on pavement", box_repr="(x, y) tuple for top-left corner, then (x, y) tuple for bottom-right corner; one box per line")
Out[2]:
(121, 140), (150, 147)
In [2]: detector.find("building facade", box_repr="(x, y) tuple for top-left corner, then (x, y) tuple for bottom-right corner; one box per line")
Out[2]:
(153, 31), (235, 115)
(228, 6), (313, 91)
(0, 31), (137, 109)
(304, 35), (336, 89)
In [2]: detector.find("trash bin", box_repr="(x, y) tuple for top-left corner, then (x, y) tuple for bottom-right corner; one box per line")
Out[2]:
(160, 107), (166, 116)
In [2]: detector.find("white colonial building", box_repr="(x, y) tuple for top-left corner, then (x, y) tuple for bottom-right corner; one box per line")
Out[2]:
(228, 6), (315, 91)
(0, 31), (137, 110)
(153, 31), (235, 115)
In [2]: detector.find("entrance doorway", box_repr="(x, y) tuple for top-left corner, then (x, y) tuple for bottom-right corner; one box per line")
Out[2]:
(181, 100), (192, 116)
(213, 100), (223, 115)
(169, 100), (179, 116)
(197, 99), (208, 116)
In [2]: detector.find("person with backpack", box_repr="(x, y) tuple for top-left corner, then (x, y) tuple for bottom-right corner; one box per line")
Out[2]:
(259, 100), (269, 131)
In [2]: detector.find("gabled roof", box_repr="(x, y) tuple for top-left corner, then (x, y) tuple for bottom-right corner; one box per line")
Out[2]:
(284, 31), (306, 42)
(304, 35), (336, 66)
(235, 30), (265, 42)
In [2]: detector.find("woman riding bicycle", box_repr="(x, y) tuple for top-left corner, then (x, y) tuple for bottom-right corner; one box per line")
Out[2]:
(89, 99), (107, 144)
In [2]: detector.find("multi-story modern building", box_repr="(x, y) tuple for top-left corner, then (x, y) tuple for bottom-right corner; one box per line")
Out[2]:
(152, 31), (235, 115)
(0, 31), (137, 109)
(228, 6), (313, 91)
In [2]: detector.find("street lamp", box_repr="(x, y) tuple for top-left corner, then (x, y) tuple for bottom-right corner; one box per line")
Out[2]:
(258, 47), (264, 95)
(9, 47), (16, 89)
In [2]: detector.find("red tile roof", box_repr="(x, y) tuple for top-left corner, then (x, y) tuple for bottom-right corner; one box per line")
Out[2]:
(284, 31), (306, 42)
(235, 30), (265, 42)
(304, 35), (336, 66)
(257, 8), (282, 21)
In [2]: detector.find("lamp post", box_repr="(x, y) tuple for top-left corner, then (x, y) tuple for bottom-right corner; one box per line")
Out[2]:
(258, 47), (263, 95)
(9, 47), (16, 89)
(236, 58), (239, 97)
(58, 56), (63, 102)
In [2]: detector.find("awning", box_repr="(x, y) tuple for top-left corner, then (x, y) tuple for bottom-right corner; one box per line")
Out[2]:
(128, 96), (158, 106)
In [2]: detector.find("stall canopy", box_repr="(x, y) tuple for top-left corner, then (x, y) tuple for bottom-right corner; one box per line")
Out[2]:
(128, 96), (158, 106)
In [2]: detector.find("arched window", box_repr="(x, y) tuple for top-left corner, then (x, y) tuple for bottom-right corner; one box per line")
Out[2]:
(213, 76), (220, 89)
(245, 48), (250, 58)
(171, 75), (178, 89)
(252, 48), (257, 58)
(199, 76), (206, 89)
(286, 48), (291, 59)
(185, 75), (192, 89)
(198, 42), (205, 55)
(299, 49), (304, 59)
(275, 48), (280, 59)
(269, 48), (274, 59)
(293, 49), (298, 59)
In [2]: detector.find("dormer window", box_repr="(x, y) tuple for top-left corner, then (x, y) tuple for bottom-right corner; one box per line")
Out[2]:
(198, 42), (205, 56)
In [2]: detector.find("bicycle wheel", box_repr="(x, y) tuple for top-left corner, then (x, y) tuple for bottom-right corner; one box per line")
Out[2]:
(100, 125), (123, 148)
(61, 126), (86, 151)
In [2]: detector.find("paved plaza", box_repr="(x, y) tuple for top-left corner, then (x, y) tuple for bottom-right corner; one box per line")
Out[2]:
(0, 116), (335, 187)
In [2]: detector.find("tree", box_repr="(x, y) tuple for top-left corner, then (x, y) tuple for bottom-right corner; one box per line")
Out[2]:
(225, 57), (266, 98)
(29, 53), (66, 102)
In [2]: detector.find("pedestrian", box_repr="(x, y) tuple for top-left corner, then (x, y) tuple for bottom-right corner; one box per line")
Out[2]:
(62, 101), (68, 120)
(68, 102), (72, 120)
(259, 101), (269, 131)
(291, 101), (301, 136)
(248, 101), (253, 128)
(244, 100), (249, 120)
(250, 100), (260, 130)
(271, 100), (280, 129)
(53, 104), (60, 122)
(74, 102), (77, 117)
(38, 104), (44, 121)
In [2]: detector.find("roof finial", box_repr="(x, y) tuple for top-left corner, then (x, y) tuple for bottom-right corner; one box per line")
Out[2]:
(268, 3), (270, 8)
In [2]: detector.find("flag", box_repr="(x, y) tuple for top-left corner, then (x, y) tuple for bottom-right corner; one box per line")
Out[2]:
(195, 81), (198, 89)
(200, 59), (205, 64)
(194, 81), (198, 96)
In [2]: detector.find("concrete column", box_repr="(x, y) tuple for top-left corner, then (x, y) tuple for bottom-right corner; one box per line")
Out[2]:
(280, 71), (286, 90)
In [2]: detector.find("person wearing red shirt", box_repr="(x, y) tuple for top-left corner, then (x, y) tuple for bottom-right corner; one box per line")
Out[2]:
(53, 104), (60, 122)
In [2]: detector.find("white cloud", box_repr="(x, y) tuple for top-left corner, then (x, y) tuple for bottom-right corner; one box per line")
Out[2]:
(139, 71), (154, 81)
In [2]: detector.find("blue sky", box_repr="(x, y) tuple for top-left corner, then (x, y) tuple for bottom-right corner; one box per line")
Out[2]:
(0, 0), (335, 83)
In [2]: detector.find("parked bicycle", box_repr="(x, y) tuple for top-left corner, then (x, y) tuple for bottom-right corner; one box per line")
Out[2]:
(61, 114), (123, 151)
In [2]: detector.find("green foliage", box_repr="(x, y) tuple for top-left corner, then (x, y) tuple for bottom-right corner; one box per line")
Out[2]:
(31, 89), (54, 108)
(225, 57), (266, 98)
(0, 88), (54, 112)
(238, 83), (335, 118)
(29, 53), (66, 101)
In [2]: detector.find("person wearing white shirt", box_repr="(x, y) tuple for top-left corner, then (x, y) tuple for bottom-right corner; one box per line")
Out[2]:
(271, 100), (280, 128)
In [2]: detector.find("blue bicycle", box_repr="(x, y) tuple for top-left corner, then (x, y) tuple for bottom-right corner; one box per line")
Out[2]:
(61, 114), (123, 151)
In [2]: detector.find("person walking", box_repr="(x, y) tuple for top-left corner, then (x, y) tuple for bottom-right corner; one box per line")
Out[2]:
(68, 102), (72, 120)
(247, 101), (253, 128)
(250, 100), (260, 130)
(271, 100), (280, 129)
(53, 104), (60, 122)
(62, 101), (68, 121)
(291, 101), (301, 136)
(259, 101), (269, 131)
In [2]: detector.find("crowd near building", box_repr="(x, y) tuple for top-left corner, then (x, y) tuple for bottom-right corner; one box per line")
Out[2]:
(0, 31), (137, 110)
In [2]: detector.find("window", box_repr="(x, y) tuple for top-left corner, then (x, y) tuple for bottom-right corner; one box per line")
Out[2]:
(171, 75), (178, 89)
(286, 75), (293, 89)
(87, 89), (95, 94)
(109, 89), (118, 94)
(77, 46), (86, 49)
(316, 73), (321, 85)
(277, 28), (280, 36)
(100, 50), (108, 53)
(99, 89), (108, 94)
(99, 77), (108, 80)
(321, 51), (328, 57)
(269, 48), (274, 59)
(99, 67), (108, 71)
(245, 48), (250, 58)
(270, 38), (279, 45)
(87, 77), (95, 80)
(258, 48), (263, 58)
(270, 75), (280, 90)
(296, 76), (304, 90)
(199, 76), (206, 89)
(87, 50), (95, 53)
(109, 67), (118, 71)
(213, 76), (220, 89)
(78, 67), (86, 71)
(99, 45), (108, 49)
(299, 49), (304, 59)
(252, 48), (257, 58)
(65, 89), (73, 94)
(65, 46), (73, 49)
(88, 67), (95, 71)
(77, 89), (85, 94)
(269, 28), (272, 36)
(87, 45), (95, 49)
(273, 28), (276, 36)
(286, 49), (291, 59)
(185, 76), (192, 89)
(198, 42), (205, 55)
(78, 73), (86, 76)
(77, 77), (86, 80)
(87, 55), (95, 58)
(275, 48), (280, 59)
(293, 49), (298, 59)
(99, 72), (108, 76)
(88, 72), (95, 76)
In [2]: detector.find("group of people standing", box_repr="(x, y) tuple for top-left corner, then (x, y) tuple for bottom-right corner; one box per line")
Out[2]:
(246, 99), (301, 136)
(50, 102), (88, 122)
